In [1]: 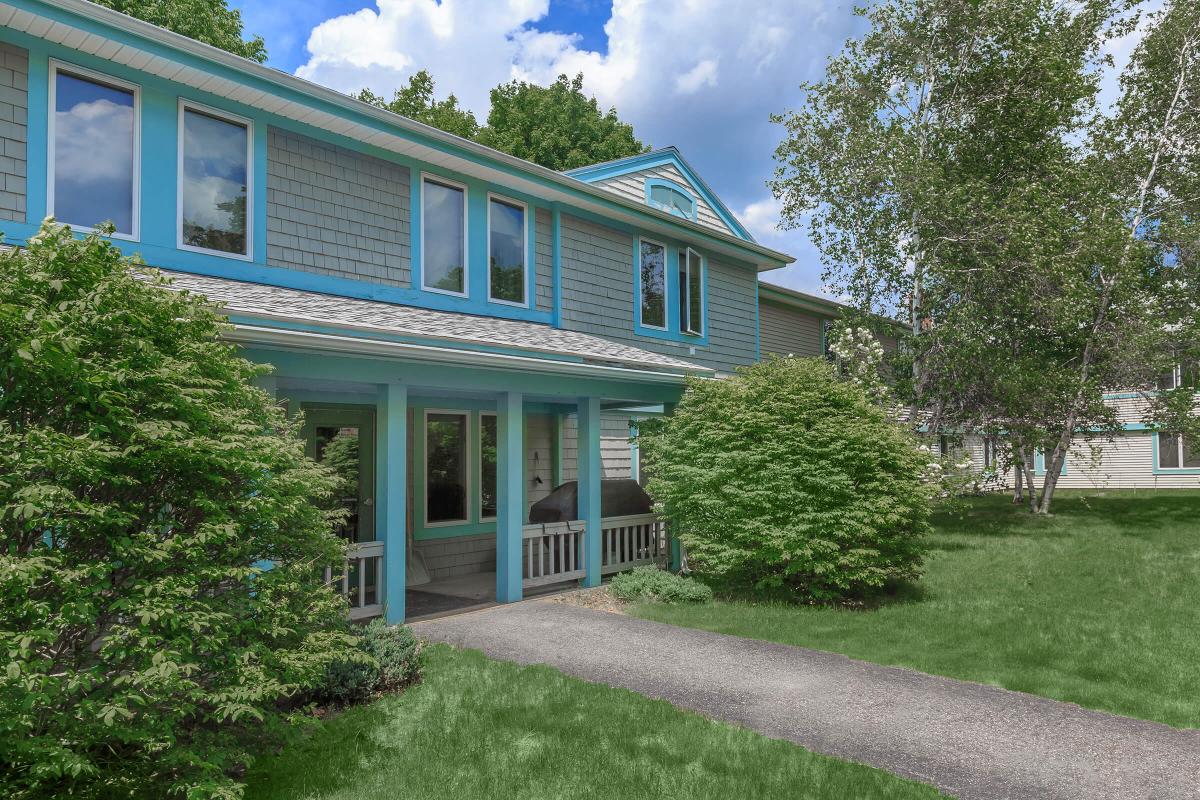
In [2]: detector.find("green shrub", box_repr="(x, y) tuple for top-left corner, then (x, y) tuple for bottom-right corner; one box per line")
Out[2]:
(318, 619), (421, 705)
(639, 356), (932, 601)
(608, 566), (713, 604)
(0, 222), (361, 799)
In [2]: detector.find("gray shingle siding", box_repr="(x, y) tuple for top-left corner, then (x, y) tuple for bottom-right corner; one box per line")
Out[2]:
(266, 127), (410, 286)
(559, 214), (758, 373)
(0, 42), (27, 222)
(534, 207), (553, 312)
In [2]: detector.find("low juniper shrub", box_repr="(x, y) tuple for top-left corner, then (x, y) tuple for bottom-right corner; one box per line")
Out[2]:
(318, 619), (421, 705)
(608, 566), (713, 604)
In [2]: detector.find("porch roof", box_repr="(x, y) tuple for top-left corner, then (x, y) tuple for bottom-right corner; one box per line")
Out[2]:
(159, 270), (714, 376)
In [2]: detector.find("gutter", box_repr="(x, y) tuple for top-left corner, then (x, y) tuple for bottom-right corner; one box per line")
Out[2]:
(30, 0), (794, 270)
(227, 324), (705, 385)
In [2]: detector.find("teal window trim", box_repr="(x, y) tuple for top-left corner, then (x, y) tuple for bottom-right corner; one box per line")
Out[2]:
(645, 178), (696, 221)
(418, 172), (470, 298)
(1033, 449), (1068, 476)
(679, 246), (706, 337)
(1152, 431), (1200, 475)
(632, 235), (709, 345)
(176, 97), (253, 261)
(47, 57), (142, 240)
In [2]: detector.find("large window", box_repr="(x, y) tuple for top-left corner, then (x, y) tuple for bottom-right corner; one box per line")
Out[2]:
(422, 176), (467, 295)
(1157, 433), (1200, 470)
(488, 196), (526, 305)
(179, 103), (250, 257)
(639, 239), (667, 329)
(678, 247), (704, 335)
(49, 63), (138, 237)
(480, 413), (498, 520)
(425, 412), (469, 524)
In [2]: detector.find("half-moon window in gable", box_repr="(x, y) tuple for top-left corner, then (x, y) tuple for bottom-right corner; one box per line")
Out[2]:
(646, 180), (696, 220)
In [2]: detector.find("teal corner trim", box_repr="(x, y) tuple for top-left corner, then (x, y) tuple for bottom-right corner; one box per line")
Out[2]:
(495, 391), (525, 603)
(381, 382), (408, 624)
(578, 396), (603, 588)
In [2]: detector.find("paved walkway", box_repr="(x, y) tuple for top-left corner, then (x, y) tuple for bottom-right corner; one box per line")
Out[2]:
(414, 601), (1200, 800)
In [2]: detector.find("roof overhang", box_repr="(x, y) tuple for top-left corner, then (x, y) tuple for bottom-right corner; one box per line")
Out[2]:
(3, 0), (794, 272)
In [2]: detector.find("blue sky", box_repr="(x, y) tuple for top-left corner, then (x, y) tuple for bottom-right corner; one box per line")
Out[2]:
(227, 0), (1145, 299)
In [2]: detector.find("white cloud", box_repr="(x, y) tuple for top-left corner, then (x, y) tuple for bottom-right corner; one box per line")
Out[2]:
(295, 0), (856, 298)
(738, 195), (783, 241)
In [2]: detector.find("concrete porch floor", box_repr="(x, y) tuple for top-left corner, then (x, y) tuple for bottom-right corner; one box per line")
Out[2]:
(406, 571), (578, 620)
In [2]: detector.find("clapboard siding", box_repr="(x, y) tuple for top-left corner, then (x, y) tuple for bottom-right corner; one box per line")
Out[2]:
(759, 299), (826, 357)
(559, 213), (758, 373)
(526, 412), (554, 506)
(560, 412), (635, 482)
(412, 532), (496, 580)
(592, 162), (733, 237)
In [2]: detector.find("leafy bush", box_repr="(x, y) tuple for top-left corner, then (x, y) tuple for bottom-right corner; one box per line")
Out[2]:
(608, 566), (713, 604)
(0, 222), (361, 799)
(639, 356), (932, 601)
(318, 619), (421, 705)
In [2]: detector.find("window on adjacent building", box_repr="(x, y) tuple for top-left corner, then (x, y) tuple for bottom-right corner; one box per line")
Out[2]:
(1158, 432), (1200, 470)
(983, 437), (996, 469)
(647, 181), (695, 219)
(422, 176), (467, 295)
(480, 413), (498, 519)
(639, 239), (666, 329)
(426, 412), (469, 524)
(678, 247), (704, 335)
(179, 103), (250, 257)
(50, 63), (138, 237)
(488, 196), (526, 305)
(1158, 362), (1198, 391)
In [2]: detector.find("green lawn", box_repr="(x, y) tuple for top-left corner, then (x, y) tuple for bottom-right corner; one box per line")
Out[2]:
(245, 645), (947, 800)
(634, 490), (1200, 728)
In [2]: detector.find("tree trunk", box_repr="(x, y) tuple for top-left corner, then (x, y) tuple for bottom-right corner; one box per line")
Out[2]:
(1022, 449), (1038, 513)
(1010, 440), (1025, 503)
(1037, 447), (1067, 514)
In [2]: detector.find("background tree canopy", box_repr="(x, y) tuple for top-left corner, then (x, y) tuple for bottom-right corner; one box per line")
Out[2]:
(91, 0), (267, 62)
(360, 71), (648, 171)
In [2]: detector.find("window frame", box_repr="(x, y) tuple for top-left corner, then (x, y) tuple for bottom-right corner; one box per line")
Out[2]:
(1156, 431), (1200, 471)
(479, 410), (498, 522)
(47, 59), (142, 241)
(422, 408), (472, 528)
(419, 172), (470, 298)
(983, 437), (996, 469)
(680, 246), (705, 337)
(644, 178), (697, 221)
(637, 236), (669, 331)
(176, 98), (254, 261)
(485, 192), (528, 308)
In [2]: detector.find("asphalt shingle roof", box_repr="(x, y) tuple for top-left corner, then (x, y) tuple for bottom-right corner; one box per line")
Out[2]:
(158, 270), (711, 374)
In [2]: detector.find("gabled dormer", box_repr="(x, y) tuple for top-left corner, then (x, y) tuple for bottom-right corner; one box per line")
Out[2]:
(564, 147), (755, 242)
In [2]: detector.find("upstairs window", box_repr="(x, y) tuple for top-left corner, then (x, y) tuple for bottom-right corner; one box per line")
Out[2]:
(422, 175), (467, 296)
(1157, 433), (1200, 469)
(179, 102), (250, 257)
(49, 63), (139, 238)
(639, 238), (667, 329)
(647, 180), (696, 220)
(1158, 362), (1198, 391)
(678, 247), (704, 335)
(488, 195), (526, 305)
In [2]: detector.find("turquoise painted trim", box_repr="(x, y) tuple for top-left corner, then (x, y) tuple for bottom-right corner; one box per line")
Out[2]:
(629, 421), (640, 483)
(631, 237), (710, 345)
(578, 396), (602, 588)
(1151, 431), (1200, 475)
(1033, 449), (1068, 477)
(663, 400), (682, 572)
(1105, 392), (1147, 400)
(381, 382), (407, 624)
(1, 3), (789, 275)
(564, 148), (755, 242)
(551, 205), (563, 328)
(495, 391), (524, 603)
(25, 51), (46, 223)
(644, 177), (696, 221)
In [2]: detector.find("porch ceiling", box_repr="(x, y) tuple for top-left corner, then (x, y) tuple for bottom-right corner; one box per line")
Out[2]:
(159, 270), (712, 377)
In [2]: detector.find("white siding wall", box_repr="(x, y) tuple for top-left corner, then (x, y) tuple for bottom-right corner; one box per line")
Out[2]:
(592, 162), (734, 237)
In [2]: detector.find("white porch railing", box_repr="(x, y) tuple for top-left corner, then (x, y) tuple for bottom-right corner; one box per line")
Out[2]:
(522, 520), (587, 588)
(326, 540), (384, 620)
(600, 513), (668, 575)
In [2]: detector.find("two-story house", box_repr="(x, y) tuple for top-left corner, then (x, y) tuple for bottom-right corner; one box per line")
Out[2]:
(0, 0), (794, 622)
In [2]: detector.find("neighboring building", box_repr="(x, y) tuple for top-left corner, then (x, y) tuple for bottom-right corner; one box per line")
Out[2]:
(759, 285), (1199, 490)
(0, 0), (793, 621)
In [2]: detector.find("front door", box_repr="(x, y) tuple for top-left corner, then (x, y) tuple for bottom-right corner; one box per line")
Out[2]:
(302, 405), (380, 616)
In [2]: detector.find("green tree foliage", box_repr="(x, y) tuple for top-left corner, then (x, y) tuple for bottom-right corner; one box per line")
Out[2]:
(478, 74), (648, 171)
(771, 0), (1199, 514)
(92, 0), (267, 62)
(0, 222), (360, 799)
(358, 70), (481, 140)
(639, 358), (931, 600)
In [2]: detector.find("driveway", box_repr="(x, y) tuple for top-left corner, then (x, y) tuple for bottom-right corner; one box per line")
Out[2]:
(414, 601), (1200, 800)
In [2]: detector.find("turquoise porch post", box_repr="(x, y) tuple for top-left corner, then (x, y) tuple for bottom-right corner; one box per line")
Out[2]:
(496, 391), (525, 603)
(382, 381), (408, 624)
(578, 396), (603, 587)
(663, 401), (683, 572)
